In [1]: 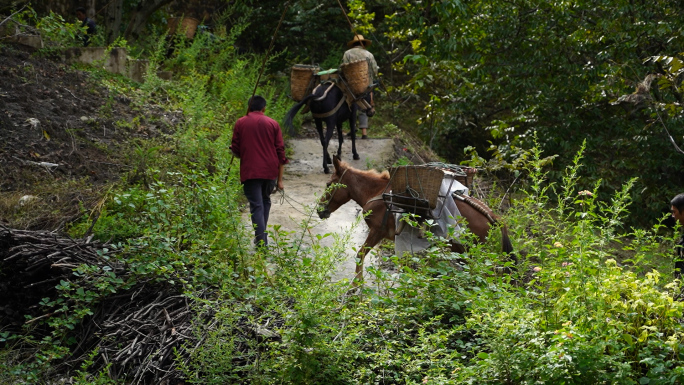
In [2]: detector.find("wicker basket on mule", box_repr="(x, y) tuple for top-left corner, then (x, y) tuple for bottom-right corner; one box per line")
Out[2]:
(423, 162), (475, 190)
(382, 166), (445, 219)
(340, 58), (372, 97)
(290, 64), (320, 102)
(382, 164), (473, 220)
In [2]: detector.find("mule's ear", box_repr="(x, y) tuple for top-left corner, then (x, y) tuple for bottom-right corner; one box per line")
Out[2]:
(333, 155), (342, 173)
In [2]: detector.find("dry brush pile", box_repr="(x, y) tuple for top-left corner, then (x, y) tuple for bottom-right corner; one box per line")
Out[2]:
(0, 224), (216, 384)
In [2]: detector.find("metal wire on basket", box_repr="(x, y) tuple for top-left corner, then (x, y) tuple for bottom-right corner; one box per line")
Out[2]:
(423, 162), (468, 177)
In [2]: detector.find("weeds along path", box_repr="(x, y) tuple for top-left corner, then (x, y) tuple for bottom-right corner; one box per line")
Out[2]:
(248, 136), (395, 282)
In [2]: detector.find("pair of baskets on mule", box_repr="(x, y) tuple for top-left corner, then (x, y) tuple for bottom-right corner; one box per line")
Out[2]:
(382, 164), (474, 220)
(289, 58), (374, 102)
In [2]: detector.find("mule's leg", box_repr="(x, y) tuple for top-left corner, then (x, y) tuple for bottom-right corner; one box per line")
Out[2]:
(349, 105), (360, 160)
(315, 118), (331, 173)
(335, 118), (344, 159)
(323, 117), (335, 166)
(353, 228), (385, 283)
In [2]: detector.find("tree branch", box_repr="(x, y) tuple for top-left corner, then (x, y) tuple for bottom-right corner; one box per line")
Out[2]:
(0, 4), (26, 30)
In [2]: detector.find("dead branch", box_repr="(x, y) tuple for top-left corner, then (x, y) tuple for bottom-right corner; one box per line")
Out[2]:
(0, 225), (217, 383)
(0, 5), (26, 30)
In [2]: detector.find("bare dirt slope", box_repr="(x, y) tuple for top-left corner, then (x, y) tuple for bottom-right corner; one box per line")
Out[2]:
(0, 44), (181, 230)
(267, 136), (395, 282)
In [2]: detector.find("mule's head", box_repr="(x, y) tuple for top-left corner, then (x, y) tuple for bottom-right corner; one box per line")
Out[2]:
(318, 156), (352, 219)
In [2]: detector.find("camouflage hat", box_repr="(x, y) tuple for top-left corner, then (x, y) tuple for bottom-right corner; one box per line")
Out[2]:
(347, 34), (371, 48)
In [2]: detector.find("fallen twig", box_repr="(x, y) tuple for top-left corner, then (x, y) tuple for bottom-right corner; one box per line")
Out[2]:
(62, 86), (85, 102)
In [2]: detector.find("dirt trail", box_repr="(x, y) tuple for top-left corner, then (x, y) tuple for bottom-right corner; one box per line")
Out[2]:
(264, 137), (395, 282)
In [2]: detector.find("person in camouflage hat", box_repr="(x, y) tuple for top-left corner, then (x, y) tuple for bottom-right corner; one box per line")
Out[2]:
(342, 34), (378, 139)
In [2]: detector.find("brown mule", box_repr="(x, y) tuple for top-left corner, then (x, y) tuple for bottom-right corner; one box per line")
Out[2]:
(317, 156), (515, 281)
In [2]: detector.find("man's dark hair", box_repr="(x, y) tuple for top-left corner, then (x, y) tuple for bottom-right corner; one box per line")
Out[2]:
(75, 7), (86, 14)
(353, 41), (364, 48)
(248, 95), (267, 112)
(672, 193), (684, 212)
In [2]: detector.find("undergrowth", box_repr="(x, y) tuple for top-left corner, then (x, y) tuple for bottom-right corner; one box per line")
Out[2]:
(2, 5), (684, 384)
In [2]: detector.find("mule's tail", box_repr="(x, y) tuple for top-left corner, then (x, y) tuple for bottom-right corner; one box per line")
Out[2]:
(501, 224), (517, 271)
(285, 94), (316, 137)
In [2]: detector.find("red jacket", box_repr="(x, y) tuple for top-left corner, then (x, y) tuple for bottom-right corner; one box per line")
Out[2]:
(230, 111), (288, 182)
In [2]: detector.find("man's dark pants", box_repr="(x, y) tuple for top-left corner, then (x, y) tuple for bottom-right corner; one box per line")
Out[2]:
(243, 179), (276, 246)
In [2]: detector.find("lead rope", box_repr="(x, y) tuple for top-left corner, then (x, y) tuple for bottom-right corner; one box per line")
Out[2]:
(273, 189), (311, 216)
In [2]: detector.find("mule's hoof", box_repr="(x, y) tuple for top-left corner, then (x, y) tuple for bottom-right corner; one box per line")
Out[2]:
(324, 168), (330, 174)
(353, 154), (360, 160)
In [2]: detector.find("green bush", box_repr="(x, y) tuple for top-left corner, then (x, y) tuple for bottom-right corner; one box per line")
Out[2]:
(456, 143), (684, 384)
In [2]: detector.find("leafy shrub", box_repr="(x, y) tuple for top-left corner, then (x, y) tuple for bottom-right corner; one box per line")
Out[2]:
(456, 143), (684, 384)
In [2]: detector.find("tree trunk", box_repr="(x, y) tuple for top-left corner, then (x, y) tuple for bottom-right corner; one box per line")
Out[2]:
(124, 0), (175, 42)
(104, 0), (123, 45)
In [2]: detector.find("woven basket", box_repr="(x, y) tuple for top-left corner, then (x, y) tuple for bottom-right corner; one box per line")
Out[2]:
(445, 169), (474, 189)
(340, 59), (371, 96)
(457, 172), (475, 189)
(290, 65), (319, 102)
(389, 166), (446, 209)
(424, 163), (476, 190)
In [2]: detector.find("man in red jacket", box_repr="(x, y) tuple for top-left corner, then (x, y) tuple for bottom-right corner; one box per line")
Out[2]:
(230, 95), (288, 247)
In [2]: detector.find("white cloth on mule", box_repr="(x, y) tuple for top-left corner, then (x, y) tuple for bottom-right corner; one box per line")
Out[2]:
(394, 176), (468, 256)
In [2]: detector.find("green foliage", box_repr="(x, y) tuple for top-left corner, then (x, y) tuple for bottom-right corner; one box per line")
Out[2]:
(0, 9), (288, 381)
(382, 0), (684, 227)
(177, 142), (684, 384)
(177, 195), (363, 384)
(7, 3), (684, 383)
(73, 348), (120, 385)
(11, 6), (103, 49)
(35, 11), (82, 46)
(394, 155), (412, 166)
(347, 0), (375, 36)
(457, 144), (684, 384)
(232, 0), (354, 70)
